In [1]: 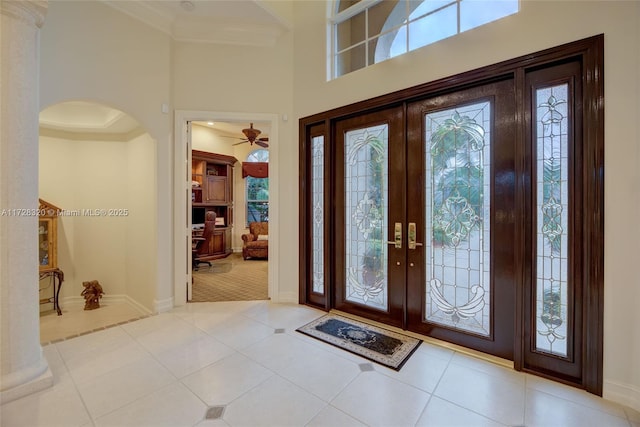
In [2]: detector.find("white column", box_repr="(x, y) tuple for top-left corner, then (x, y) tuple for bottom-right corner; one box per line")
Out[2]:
(0, 0), (51, 404)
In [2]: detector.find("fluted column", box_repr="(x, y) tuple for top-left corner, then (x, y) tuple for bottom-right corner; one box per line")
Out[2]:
(0, 0), (50, 403)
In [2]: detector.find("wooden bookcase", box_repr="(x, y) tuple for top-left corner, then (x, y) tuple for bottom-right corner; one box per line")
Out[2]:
(191, 150), (237, 259)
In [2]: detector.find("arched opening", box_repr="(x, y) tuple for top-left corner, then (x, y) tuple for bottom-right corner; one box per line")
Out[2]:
(38, 101), (156, 342)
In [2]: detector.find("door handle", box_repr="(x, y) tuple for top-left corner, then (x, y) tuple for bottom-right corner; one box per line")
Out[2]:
(408, 222), (423, 249)
(386, 222), (402, 249)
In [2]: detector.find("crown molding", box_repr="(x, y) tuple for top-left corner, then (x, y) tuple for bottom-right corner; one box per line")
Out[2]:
(39, 110), (126, 131)
(99, 0), (287, 47)
(39, 126), (147, 143)
(1, 0), (48, 28)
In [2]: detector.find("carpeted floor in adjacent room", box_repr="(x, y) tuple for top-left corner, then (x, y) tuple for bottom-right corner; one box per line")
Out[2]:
(191, 252), (268, 302)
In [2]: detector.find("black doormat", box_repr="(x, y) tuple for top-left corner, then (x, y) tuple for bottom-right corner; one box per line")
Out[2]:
(296, 313), (422, 371)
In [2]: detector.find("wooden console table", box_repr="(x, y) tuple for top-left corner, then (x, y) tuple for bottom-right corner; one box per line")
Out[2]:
(39, 268), (64, 315)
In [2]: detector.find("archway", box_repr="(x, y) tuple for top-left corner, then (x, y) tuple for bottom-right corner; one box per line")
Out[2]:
(38, 101), (157, 341)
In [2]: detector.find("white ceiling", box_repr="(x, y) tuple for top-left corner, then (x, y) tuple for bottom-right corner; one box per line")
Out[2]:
(193, 121), (271, 139)
(39, 101), (269, 142)
(99, 0), (291, 46)
(40, 101), (142, 135)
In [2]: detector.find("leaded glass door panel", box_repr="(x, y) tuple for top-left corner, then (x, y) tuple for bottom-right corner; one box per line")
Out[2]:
(522, 60), (584, 383)
(334, 107), (406, 327)
(406, 79), (516, 359)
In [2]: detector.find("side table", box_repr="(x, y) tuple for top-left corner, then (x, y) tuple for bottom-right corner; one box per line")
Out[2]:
(39, 268), (64, 315)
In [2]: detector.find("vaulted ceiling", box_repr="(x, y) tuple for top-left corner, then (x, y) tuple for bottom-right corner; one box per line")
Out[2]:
(40, 2), (283, 139)
(99, 0), (292, 46)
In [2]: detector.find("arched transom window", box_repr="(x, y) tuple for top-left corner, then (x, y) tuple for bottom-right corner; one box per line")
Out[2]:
(330, 0), (519, 79)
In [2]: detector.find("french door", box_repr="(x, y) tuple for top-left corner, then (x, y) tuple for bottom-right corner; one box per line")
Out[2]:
(299, 35), (604, 393)
(332, 79), (516, 359)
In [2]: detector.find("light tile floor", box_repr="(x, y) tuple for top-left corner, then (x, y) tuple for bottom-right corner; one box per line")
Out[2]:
(3, 301), (638, 427)
(40, 301), (150, 344)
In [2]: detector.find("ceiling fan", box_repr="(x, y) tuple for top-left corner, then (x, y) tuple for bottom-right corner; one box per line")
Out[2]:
(227, 123), (269, 148)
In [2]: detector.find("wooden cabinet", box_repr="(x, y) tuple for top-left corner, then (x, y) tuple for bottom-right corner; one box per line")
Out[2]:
(191, 150), (236, 259)
(38, 217), (56, 269)
(210, 229), (226, 255)
(38, 199), (60, 271)
(193, 226), (232, 261)
(205, 176), (228, 203)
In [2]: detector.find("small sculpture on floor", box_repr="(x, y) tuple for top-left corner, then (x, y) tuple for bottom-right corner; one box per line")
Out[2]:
(81, 280), (104, 310)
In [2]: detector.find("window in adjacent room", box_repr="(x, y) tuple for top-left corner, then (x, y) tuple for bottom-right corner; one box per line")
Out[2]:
(330, 0), (519, 79)
(245, 149), (269, 225)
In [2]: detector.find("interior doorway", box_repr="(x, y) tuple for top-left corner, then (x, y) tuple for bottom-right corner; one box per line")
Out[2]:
(173, 111), (280, 306)
(189, 126), (269, 302)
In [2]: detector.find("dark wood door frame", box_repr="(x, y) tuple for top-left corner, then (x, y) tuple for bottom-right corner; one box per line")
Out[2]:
(299, 35), (604, 395)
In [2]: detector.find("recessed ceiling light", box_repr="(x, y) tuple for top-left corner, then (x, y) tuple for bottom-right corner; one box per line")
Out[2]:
(207, 122), (214, 126)
(180, 1), (195, 12)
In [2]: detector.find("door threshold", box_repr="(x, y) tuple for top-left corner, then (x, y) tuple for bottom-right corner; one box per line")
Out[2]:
(330, 309), (513, 370)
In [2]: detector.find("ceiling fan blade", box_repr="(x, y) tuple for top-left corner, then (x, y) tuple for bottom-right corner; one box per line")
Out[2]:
(232, 140), (249, 146)
(222, 135), (246, 140)
(256, 141), (269, 148)
(257, 137), (269, 142)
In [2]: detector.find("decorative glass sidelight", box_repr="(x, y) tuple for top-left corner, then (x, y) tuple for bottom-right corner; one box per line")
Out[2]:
(312, 136), (325, 294)
(344, 125), (389, 310)
(535, 85), (569, 357)
(424, 103), (491, 336)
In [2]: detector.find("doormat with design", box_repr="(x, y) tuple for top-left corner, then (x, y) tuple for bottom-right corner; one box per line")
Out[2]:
(296, 313), (422, 371)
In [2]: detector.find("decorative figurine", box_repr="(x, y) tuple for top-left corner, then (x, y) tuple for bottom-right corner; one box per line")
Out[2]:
(81, 280), (104, 310)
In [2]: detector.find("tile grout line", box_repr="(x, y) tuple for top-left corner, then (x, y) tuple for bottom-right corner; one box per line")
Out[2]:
(412, 344), (455, 425)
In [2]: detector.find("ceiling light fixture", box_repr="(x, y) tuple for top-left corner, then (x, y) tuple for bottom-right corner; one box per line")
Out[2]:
(207, 122), (214, 126)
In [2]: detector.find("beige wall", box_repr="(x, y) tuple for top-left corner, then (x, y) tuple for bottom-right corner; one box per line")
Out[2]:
(293, 0), (640, 410)
(39, 133), (155, 310)
(39, 0), (173, 310)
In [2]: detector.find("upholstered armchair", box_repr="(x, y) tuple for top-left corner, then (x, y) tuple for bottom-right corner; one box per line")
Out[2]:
(242, 221), (268, 260)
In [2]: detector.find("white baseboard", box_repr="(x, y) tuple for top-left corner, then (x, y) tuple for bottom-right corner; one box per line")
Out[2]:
(275, 291), (298, 304)
(603, 379), (640, 413)
(1, 360), (52, 404)
(125, 296), (153, 315)
(154, 297), (174, 313)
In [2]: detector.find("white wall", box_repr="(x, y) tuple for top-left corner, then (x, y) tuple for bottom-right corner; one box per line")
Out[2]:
(39, 135), (154, 307)
(39, 0), (172, 311)
(292, 0), (640, 411)
(191, 125), (234, 156)
(126, 133), (157, 310)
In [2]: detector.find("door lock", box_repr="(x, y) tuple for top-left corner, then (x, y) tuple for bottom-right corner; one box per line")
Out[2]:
(408, 222), (423, 249)
(386, 222), (402, 249)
